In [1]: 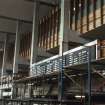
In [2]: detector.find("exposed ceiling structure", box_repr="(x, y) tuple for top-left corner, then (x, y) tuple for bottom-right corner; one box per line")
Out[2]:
(0, 0), (33, 36)
(0, 0), (58, 35)
(0, 0), (33, 21)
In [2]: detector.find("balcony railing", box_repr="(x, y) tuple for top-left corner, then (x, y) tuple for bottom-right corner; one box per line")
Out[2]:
(31, 40), (99, 76)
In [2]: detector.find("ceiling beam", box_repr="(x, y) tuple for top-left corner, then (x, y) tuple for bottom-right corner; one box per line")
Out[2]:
(25, 0), (58, 7)
(0, 30), (15, 35)
(0, 15), (32, 24)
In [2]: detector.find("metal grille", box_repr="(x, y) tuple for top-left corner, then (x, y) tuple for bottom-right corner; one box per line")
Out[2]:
(65, 48), (89, 66)
(31, 40), (98, 76)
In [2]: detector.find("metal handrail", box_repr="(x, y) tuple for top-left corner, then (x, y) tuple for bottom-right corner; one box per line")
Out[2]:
(31, 40), (98, 76)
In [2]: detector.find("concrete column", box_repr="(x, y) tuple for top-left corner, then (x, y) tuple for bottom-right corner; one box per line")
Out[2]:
(30, 1), (40, 64)
(59, 0), (70, 55)
(30, 1), (40, 75)
(11, 21), (21, 99)
(13, 21), (21, 74)
(0, 34), (8, 98)
(58, 0), (70, 102)
(1, 34), (8, 76)
(28, 84), (32, 98)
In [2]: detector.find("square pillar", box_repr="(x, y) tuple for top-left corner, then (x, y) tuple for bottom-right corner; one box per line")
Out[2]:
(30, 1), (40, 76)
(59, 0), (70, 55)
(13, 21), (21, 74)
(1, 34), (8, 98)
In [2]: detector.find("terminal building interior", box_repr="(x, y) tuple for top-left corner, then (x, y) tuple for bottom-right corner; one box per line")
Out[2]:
(0, 0), (105, 105)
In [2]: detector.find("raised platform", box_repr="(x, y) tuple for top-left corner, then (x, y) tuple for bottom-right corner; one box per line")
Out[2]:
(14, 57), (105, 84)
(46, 46), (59, 54)
(80, 24), (105, 40)
(64, 58), (105, 70)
